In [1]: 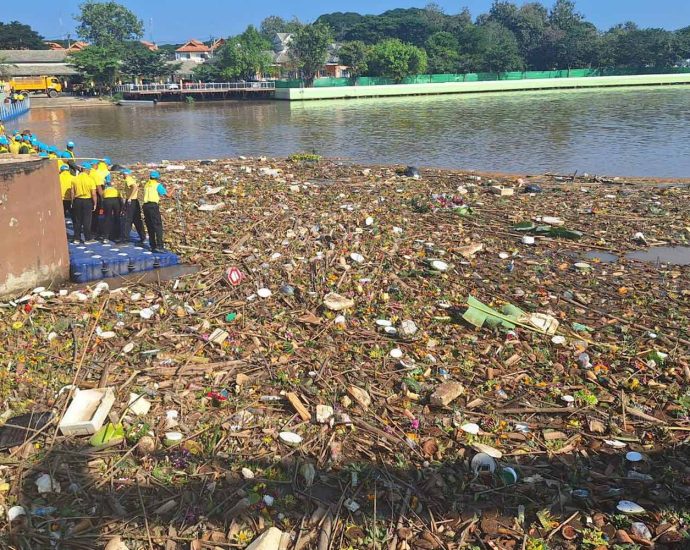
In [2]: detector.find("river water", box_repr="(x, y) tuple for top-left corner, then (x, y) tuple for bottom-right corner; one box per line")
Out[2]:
(21, 86), (690, 177)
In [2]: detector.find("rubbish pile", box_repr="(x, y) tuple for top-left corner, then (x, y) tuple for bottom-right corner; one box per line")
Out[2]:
(0, 158), (689, 549)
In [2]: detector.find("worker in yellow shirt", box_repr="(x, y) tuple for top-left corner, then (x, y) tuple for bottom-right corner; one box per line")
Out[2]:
(9, 136), (21, 155)
(89, 159), (109, 239)
(142, 170), (168, 253)
(101, 174), (122, 244)
(118, 169), (146, 245)
(59, 164), (75, 221)
(65, 141), (76, 159)
(71, 162), (98, 244)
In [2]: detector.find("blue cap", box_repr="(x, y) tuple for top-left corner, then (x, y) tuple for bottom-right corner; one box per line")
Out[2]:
(14, 134), (21, 140)
(67, 141), (75, 148)
(60, 164), (70, 171)
(23, 135), (31, 141)
(150, 170), (160, 179)
(0, 136), (7, 145)
(122, 169), (132, 175)
(82, 162), (92, 169)
(60, 152), (71, 159)
(103, 157), (111, 165)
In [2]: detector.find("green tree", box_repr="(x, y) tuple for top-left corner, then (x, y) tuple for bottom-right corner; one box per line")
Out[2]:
(67, 45), (121, 92)
(0, 21), (48, 49)
(474, 22), (524, 72)
(315, 13), (365, 41)
(260, 15), (303, 39)
(367, 39), (428, 81)
(675, 26), (690, 60)
(289, 23), (333, 87)
(212, 26), (273, 80)
(75, 1), (144, 46)
(121, 42), (178, 81)
(337, 41), (370, 78)
(426, 31), (461, 73)
(613, 28), (677, 69)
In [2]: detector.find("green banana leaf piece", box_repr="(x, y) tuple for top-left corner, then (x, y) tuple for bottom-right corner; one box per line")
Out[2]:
(464, 296), (524, 330)
(512, 221), (536, 232)
(548, 227), (584, 240)
(90, 422), (125, 447)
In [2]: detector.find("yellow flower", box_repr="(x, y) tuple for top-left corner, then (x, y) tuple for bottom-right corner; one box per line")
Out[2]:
(11, 322), (23, 330)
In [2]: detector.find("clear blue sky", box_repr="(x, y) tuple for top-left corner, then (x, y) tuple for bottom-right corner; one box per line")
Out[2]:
(9, 0), (690, 44)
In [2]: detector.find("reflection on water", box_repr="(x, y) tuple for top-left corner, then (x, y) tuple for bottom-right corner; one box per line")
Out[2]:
(626, 246), (690, 266)
(21, 86), (690, 176)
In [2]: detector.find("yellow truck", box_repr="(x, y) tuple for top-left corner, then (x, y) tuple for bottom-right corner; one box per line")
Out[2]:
(10, 76), (63, 98)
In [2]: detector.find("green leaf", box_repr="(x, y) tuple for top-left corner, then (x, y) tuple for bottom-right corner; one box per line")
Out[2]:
(90, 423), (125, 447)
(512, 221), (536, 232)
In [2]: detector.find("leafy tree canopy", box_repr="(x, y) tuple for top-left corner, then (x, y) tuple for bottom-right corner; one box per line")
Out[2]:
(0, 21), (47, 49)
(75, 1), (144, 46)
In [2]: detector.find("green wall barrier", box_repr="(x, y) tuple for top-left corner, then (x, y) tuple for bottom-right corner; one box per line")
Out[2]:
(276, 67), (690, 88)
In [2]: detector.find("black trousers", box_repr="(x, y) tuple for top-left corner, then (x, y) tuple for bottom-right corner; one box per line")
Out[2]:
(62, 200), (72, 222)
(91, 195), (102, 237)
(120, 199), (146, 242)
(102, 197), (122, 242)
(72, 198), (93, 241)
(143, 202), (164, 250)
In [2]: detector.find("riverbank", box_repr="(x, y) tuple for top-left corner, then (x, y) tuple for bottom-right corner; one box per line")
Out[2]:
(29, 96), (114, 109)
(276, 72), (690, 100)
(2, 158), (689, 549)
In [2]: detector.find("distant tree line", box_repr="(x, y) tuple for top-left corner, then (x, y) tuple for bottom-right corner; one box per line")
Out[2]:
(316, 1), (690, 75)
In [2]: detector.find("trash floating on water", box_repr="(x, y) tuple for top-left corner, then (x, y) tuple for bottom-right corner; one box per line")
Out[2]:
(471, 453), (497, 474)
(59, 388), (115, 436)
(279, 431), (302, 446)
(617, 500), (646, 514)
(460, 422), (480, 435)
(626, 451), (643, 462)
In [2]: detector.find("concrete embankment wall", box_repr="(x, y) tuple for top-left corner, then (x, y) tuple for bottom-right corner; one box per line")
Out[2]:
(274, 73), (690, 101)
(0, 157), (69, 297)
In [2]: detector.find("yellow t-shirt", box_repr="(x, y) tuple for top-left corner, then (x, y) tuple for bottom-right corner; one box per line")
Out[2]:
(103, 186), (119, 199)
(9, 142), (20, 154)
(124, 175), (139, 201)
(143, 179), (163, 204)
(73, 172), (96, 199)
(90, 169), (106, 187)
(59, 171), (74, 200)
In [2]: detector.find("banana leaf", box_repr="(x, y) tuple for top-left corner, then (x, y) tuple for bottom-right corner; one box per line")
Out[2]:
(548, 227), (584, 240)
(512, 221), (536, 232)
(464, 296), (524, 329)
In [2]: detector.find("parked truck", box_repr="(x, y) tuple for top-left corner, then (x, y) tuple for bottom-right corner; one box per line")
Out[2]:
(9, 76), (63, 98)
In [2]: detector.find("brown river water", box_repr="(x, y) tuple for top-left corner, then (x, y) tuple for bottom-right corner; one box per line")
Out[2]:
(19, 85), (690, 177)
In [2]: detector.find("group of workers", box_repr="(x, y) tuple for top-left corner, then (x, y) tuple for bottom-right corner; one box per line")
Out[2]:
(0, 122), (169, 253)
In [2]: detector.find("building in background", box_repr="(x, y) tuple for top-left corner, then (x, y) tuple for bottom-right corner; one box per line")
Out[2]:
(0, 49), (78, 79)
(175, 40), (212, 62)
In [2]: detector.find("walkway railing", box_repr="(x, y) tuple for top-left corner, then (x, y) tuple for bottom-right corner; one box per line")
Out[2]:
(0, 97), (30, 122)
(114, 81), (275, 93)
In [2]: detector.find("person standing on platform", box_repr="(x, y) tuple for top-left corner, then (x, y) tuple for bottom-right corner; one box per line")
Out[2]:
(59, 164), (74, 220)
(65, 141), (76, 159)
(119, 169), (146, 245)
(142, 171), (168, 253)
(89, 160), (108, 239)
(71, 163), (98, 244)
(101, 174), (122, 244)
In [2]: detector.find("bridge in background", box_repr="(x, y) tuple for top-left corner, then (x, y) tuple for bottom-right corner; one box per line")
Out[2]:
(114, 82), (275, 101)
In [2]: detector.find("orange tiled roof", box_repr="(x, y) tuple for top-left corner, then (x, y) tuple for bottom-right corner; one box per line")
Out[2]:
(176, 39), (210, 53)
